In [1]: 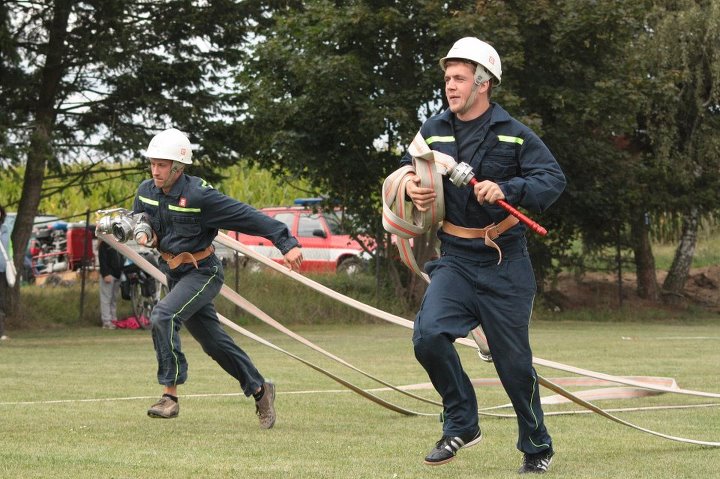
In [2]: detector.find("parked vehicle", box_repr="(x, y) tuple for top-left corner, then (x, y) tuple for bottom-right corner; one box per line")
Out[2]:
(4, 213), (87, 281)
(30, 221), (94, 274)
(227, 200), (372, 274)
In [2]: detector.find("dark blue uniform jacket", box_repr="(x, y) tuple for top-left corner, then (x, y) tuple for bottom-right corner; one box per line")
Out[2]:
(133, 174), (299, 259)
(401, 103), (566, 261)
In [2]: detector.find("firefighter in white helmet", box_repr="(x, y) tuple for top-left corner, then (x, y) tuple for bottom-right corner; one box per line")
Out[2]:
(439, 37), (502, 117)
(143, 127), (193, 190)
(133, 127), (303, 428)
(403, 38), (565, 473)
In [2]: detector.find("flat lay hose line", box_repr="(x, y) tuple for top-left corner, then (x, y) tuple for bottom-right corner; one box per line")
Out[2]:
(103, 231), (720, 446)
(223, 231), (720, 399)
(216, 233), (720, 398)
(104, 234), (436, 417)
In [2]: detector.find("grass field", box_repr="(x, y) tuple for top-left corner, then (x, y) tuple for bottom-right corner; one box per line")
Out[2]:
(0, 320), (718, 479)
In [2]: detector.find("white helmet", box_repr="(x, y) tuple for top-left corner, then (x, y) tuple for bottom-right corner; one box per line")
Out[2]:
(144, 128), (193, 164)
(440, 37), (502, 85)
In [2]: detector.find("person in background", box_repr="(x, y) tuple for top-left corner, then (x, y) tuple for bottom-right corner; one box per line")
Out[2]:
(28, 239), (41, 280)
(98, 237), (124, 329)
(0, 205), (10, 341)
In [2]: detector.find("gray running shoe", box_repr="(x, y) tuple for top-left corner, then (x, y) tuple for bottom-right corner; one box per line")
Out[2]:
(147, 396), (179, 419)
(255, 382), (276, 429)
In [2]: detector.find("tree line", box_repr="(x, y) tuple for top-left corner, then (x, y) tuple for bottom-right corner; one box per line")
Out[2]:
(1, 0), (719, 316)
(0, 163), (310, 217)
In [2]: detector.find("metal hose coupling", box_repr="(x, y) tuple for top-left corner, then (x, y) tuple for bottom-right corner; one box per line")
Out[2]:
(448, 161), (476, 188)
(96, 208), (154, 245)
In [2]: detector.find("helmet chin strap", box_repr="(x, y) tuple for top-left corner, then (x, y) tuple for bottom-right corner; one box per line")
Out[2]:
(459, 84), (481, 116)
(160, 161), (183, 190)
(458, 64), (492, 116)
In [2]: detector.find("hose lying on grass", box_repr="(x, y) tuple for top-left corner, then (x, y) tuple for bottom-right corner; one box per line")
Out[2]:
(104, 233), (720, 447)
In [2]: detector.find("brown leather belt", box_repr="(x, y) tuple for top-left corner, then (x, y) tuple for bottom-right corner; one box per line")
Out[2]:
(160, 245), (214, 270)
(441, 215), (519, 263)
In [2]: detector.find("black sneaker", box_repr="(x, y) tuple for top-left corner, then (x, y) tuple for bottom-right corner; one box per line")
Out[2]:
(423, 428), (482, 466)
(518, 449), (554, 474)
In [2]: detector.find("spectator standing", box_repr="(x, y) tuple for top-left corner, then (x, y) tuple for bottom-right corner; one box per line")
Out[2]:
(98, 238), (124, 329)
(0, 205), (9, 340)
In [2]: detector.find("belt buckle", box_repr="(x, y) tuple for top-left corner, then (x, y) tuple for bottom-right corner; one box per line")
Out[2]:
(486, 224), (501, 240)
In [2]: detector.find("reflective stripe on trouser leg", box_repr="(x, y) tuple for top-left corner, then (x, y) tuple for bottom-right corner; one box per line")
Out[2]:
(150, 263), (222, 386)
(185, 302), (264, 396)
(474, 254), (552, 454)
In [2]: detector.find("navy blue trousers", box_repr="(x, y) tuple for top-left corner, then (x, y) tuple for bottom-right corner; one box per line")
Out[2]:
(150, 255), (264, 396)
(412, 252), (552, 454)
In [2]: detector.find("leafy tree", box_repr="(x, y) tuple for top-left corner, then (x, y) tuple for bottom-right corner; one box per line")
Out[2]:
(534, 0), (720, 303)
(241, 0), (694, 305)
(4, 0), (715, 319)
(238, 0), (567, 303)
(0, 0), (257, 316)
(638, 0), (720, 301)
(507, 1), (665, 299)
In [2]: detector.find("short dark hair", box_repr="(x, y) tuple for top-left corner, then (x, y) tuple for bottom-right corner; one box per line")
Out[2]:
(0, 204), (5, 225)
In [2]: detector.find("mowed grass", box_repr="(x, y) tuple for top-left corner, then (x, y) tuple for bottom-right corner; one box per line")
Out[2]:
(0, 321), (719, 479)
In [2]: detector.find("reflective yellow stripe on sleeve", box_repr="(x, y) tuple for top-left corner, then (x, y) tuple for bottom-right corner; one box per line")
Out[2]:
(425, 135), (455, 145)
(138, 195), (159, 206)
(497, 135), (524, 145)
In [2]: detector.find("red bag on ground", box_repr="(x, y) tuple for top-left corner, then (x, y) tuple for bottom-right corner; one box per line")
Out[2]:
(113, 316), (140, 329)
(112, 315), (151, 330)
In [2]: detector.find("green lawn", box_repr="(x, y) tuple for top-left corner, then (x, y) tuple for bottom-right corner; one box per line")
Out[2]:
(0, 321), (718, 478)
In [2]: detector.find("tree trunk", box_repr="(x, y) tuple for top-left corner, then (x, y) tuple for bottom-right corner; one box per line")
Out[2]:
(662, 207), (699, 305)
(7, 0), (71, 318)
(630, 212), (659, 300)
(7, 126), (52, 317)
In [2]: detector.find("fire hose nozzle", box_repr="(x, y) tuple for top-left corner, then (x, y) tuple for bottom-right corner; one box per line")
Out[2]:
(448, 161), (476, 187)
(96, 209), (155, 245)
(447, 162), (549, 236)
